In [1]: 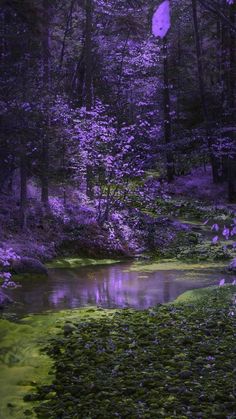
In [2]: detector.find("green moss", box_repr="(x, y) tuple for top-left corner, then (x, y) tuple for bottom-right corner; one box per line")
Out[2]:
(46, 257), (122, 269)
(173, 285), (219, 303)
(176, 242), (234, 262)
(0, 308), (115, 419)
(32, 286), (236, 419)
(126, 259), (226, 272)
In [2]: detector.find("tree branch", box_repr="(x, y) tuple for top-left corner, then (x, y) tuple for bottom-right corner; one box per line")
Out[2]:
(198, 0), (236, 33)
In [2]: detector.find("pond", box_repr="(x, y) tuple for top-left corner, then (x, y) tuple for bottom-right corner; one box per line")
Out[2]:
(4, 260), (235, 317)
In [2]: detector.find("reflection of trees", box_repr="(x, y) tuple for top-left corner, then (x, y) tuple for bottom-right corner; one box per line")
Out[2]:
(5, 275), (53, 316)
(163, 275), (170, 303)
(6, 264), (223, 316)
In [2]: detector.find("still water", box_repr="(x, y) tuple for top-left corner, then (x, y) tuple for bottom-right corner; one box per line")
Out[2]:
(4, 261), (235, 316)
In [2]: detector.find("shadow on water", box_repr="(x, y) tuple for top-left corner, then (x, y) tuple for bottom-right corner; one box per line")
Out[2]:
(4, 261), (235, 317)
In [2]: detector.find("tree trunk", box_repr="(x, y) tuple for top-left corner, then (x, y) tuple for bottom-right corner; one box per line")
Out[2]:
(220, 5), (229, 181)
(85, 0), (93, 111)
(41, 0), (51, 206)
(20, 137), (27, 229)
(85, 0), (93, 198)
(59, 0), (75, 69)
(192, 0), (219, 183)
(163, 38), (174, 182)
(229, 6), (235, 112)
(228, 3), (236, 202)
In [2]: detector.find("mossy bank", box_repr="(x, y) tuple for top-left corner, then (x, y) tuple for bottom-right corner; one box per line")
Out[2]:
(27, 286), (236, 419)
(0, 308), (114, 419)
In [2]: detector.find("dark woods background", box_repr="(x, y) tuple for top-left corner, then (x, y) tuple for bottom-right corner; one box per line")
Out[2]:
(0, 0), (236, 229)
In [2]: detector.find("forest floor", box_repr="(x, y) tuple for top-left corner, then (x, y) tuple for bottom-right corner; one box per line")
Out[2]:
(168, 166), (236, 209)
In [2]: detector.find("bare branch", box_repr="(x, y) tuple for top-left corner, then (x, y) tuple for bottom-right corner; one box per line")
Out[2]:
(198, 0), (236, 33)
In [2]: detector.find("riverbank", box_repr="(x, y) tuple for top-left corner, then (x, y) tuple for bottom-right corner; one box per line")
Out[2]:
(2, 198), (236, 282)
(26, 285), (236, 418)
(1, 188), (236, 268)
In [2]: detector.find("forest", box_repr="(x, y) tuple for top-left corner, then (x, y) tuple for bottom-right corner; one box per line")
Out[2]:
(0, 0), (236, 418)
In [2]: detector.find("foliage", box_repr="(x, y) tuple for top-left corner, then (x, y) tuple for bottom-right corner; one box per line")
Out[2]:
(69, 101), (145, 222)
(0, 248), (19, 288)
(1, 0), (236, 229)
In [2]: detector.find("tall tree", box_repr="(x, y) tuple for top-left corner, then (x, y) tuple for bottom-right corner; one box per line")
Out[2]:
(85, 0), (93, 110)
(163, 38), (174, 181)
(192, 0), (219, 183)
(228, 2), (236, 201)
(84, 0), (94, 197)
(152, 1), (174, 181)
(41, 0), (51, 205)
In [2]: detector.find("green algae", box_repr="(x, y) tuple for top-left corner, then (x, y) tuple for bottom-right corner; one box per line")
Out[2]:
(0, 318), (52, 419)
(0, 307), (115, 419)
(46, 257), (122, 269)
(31, 286), (236, 419)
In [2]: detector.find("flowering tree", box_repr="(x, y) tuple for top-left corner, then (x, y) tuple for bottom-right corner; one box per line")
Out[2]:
(0, 248), (19, 289)
(70, 101), (145, 222)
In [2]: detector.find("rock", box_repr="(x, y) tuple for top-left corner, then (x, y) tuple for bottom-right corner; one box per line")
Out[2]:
(172, 221), (191, 231)
(0, 290), (13, 309)
(179, 370), (192, 379)
(134, 254), (150, 260)
(12, 257), (48, 276)
(63, 323), (77, 335)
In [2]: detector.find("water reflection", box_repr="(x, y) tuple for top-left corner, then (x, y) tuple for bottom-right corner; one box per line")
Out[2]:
(4, 262), (235, 316)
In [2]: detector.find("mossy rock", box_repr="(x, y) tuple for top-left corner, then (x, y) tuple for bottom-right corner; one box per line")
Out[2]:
(12, 258), (48, 276)
(0, 291), (13, 309)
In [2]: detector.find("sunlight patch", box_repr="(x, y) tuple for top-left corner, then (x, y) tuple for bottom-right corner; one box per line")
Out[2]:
(152, 0), (171, 39)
